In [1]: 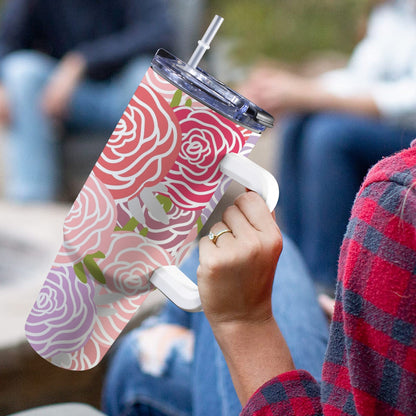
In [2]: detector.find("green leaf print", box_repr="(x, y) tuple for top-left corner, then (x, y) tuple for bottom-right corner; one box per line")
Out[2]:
(139, 227), (149, 237)
(170, 89), (182, 107)
(156, 194), (173, 213)
(74, 262), (88, 284)
(114, 217), (140, 232)
(84, 251), (106, 284)
(197, 217), (204, 233)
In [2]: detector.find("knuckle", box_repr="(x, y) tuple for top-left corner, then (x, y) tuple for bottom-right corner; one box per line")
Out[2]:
(223, 204), (238, 222)
(236, 190), (258, 205)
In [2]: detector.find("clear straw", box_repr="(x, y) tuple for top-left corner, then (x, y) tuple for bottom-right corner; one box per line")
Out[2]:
(188, 15), (224, 69)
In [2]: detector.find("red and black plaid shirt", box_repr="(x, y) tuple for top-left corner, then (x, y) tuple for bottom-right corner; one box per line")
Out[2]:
(242, 144), (416, 415)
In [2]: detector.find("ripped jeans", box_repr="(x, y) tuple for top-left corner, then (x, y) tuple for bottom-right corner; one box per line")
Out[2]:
(102, 235), (329, 416)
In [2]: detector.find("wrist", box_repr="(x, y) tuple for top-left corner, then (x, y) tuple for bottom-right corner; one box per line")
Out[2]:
(211, 317), (295, 405)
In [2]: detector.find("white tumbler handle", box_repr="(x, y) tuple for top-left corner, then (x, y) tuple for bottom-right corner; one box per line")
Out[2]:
(219, 153), (279, 211)
(150, 153), (279, 312)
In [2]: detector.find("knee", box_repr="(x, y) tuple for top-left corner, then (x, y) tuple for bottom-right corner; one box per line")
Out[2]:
(1, 50), (55, 94)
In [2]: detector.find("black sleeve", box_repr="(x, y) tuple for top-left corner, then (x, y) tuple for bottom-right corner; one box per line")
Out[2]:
(74, 0), (174, 76)
(0, 0), (38, 61)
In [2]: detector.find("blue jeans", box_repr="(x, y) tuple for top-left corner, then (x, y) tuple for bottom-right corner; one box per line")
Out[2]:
(0, 50), (151, 202)
(277, 112), (416, 292)
(102, 235), (329, 416)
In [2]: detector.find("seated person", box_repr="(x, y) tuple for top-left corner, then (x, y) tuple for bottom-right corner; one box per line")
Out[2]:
(241, 0), (416, 292)
(0, 0), (173, 202)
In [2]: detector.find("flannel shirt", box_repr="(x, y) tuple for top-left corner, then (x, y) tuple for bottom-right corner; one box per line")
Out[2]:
(242, 144), (416, 415)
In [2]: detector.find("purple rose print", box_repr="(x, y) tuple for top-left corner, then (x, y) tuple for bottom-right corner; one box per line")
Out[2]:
(25, 265), (96, 362)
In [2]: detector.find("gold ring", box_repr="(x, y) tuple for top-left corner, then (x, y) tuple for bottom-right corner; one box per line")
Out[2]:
(208, 229), (232, 244)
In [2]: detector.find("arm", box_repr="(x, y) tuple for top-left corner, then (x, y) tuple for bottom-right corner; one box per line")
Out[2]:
(239, 67), (380, 118)
(41, 0), (172, 119)
(0, 83), (10, 125)
(0, 0), (35, 60)
(0, 0), (36, 124)
(73, 0), (173, 77)
(242, 4), (416, 123)
(197, 192), (295, 405)
(331, 154), (416, 414)
(40, 52), (86, 119)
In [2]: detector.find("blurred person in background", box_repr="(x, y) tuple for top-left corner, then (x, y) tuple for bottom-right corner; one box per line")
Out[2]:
(241, 0), (416, 293)
(0, 0), (173, 202)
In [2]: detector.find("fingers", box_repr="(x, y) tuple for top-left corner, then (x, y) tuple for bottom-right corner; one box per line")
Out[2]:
(318, 294), (336, 321)
(201, 221), (235, 249)
(201, 192), (280, 252)
(232, 191), (278, 233)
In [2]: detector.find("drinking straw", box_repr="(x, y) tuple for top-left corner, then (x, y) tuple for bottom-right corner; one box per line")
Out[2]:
(187, 14), (224, 69)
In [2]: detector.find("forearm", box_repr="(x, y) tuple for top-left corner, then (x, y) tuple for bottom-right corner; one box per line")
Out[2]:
(0, 82), (10, 124)
(40, 52), (86, 118)
(301, 82), (381, 117)
(240, 68), (381, 118)
(211, 317), (295, 406)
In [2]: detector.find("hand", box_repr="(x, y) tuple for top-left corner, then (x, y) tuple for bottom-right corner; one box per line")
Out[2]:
(239, 66), (321, 116)
(318, 293), (336, 321)
(0, 84), (11, 125)
(197, 192), (294, 405)
(41, 52), (86, 119)
(197, 191), (282, 329)
(240, 64), (380, 118)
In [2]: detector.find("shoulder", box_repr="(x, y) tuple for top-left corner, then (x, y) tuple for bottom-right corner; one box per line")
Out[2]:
(366, 1), (411, 37)
(359, 145), (416, 196)
(339, 144), (416, 291)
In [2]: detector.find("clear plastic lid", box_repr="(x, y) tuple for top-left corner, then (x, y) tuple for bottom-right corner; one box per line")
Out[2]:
(151, 49), (274, 133)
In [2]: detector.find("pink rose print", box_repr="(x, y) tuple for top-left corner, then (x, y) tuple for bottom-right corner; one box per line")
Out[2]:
(69, 286), (148, 370)
(56, 173), (117, 265)
(163, 107), (246, 210)
(142, 68), (179, 105)
(98, 232), (174, 297)
(93, 83), (182, 202)
(25, 265), (96, 360)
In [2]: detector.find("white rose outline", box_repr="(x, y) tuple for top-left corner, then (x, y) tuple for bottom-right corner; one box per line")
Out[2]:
(165, 107), (245, 210)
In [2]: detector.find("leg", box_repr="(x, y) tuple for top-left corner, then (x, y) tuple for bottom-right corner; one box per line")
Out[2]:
(103, 249), (196, 416)
(102, 327), (193, 416)
(1, 51), (59, 201)
(67, 56), (152, 132)
(299, 112), (416, 291)
(276, 113), (312, 247)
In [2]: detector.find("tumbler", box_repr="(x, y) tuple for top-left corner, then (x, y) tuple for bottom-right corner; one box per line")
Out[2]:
(25, 16), (279, 370)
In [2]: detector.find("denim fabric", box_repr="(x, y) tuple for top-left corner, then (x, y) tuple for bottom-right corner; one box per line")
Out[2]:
(0, 50), (151, 201)
(277, 112), (416, 292)
(103, 235), (329, 416)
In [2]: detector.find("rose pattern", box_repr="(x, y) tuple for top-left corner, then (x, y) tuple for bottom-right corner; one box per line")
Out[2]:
(67, 285), (148, 371)
(93, 84), (182, 202)
(117, 199), (202, 257)
(27, 66), (264, 371)
(97, 232), (174, 297)
(56, 173), (117, 265)
(163, 106), (246, 210)
(25, 265), (96, 359)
